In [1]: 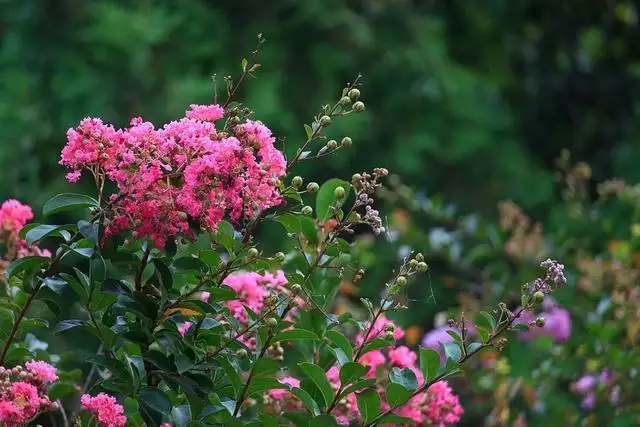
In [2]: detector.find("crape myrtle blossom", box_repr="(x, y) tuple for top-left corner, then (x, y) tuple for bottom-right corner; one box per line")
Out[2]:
(80, 393), (127, 427)
(0, 362), (59, 424)
(60, 105), (286, 248)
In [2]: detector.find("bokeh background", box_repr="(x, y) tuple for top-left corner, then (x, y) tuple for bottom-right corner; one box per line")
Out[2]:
(2, 1), (640, 426)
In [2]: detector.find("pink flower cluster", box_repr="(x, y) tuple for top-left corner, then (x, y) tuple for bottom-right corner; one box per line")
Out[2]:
(0, 200), (51, 261)
(80, 393), (127, 427)
(265, 317), (463, 426)
(60, 105), (286, 248)
(572, 370), (620, 409)
(0, 361), (58, 425)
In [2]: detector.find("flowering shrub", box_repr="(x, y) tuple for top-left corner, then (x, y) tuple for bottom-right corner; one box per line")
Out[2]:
(0, 41), (564, 426)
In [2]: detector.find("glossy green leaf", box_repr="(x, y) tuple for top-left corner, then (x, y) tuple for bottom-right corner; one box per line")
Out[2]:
(419, 347), (441, 382)
(290, 386), (321, 416)
(43, 193), (98, 217)
(356, 389), (380, 423)
(315, 179), (350, 222)
(298, 362), (334, 408)
(339, 362), (368, 385)
(273, 328), (319, 343)
(388, 367), (418, 391)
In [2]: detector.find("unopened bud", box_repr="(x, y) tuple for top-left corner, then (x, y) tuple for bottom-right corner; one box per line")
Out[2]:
(348, 88), (361, 101)
(265, 317), (278, 327)
(533, 291), (545, 304)
(291, 284), (302, 295)
(385, 330), (394, 340)
(274, 252), (286, 262)
(352, 101), (365, 112)
(340, 96), (352, 106)
(236, 349), (248, 358)
(384, 323), (395, 332)
(396, 276), (407, 286)
(291, 176), (303, 188)
(535, 317), (546, 327)
(341, 137), (352, 147)
(334, 186), (346, 199)
(307, 182), (319, 193)
(409, 259), (418, 269)
(417, 262), (428, 272)
(327, 139), (338, 150)
(415, 253), (424, 262)
(320, 115), (332, 127)
(301, 205), (313, 216)
(247, 248), (259, 258)
(177, 211), (188, 220)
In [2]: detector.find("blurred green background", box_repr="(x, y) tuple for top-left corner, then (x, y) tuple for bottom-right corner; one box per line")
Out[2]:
(2, 0), (639, 216)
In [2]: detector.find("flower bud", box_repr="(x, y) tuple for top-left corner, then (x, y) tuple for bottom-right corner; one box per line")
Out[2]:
(340, 96), (352, 106)
(327, 139), (338, 150)
(265, 317), (278, 327)
(320, 115), (332, 127)
(535, 317), (546, 327)
(352, 101), (365, 112)
(307, 182), (319, 193)
(417, 262), (428, 272)
(409, 259), (418, 269)
(274, 252), (286, 262)
(396, 276), (407, 286)
(334, 186), (346, 199)
(291, 284), (302, 295)
(302, 205), (313, 216)
(247, 248), (259, 258)
(533, 291), (545, 304)
(348, 88), (361, 101)
(236, 349), (248, 358)
(291, 176), (303, 188)
(384, 323), (395, 332)
(415, 253), (424, 262)
(385, 330), (394, 340)
(341, 137), (352, 147)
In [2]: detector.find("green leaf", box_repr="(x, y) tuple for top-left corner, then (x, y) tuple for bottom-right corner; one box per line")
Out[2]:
(356, 389), (380, 423)
(376, 413), (416, 425)
(218, 357), (241, 398)
(309, 415), (341, 427)
(419, 347), (441, 383)
(442, 342), (462, 363)
(304, 124), (313, 139)
(290, 387), (321, 416)
(339, 362), (368, 385)
(298, 362), (334, 408)
(6, 256), (48, 279)
(388, 367), (418, 391)
(273, 328), (319, 343)
(172, 404), (191, 427)
(152, 259), (173, 291)
(338, 378), (376, 399)
(140, 388), (171, 425)
(143, 350), (174, 372)
(247, 378), (288, 396)
(315, 179), (350, 222)
(25, 224), (70, 246)
(325, 330), (353, 360)
(4, 347), (32, 365)
(385, 383), (414, 407)
(54, 319), (87, 334)
(78, 220), (99, 244)
(173, 257), (208, 275)
(512, 323), (529, 332)
(43, 193), (98, 217)
(467, 342), (484, 353)
(360, 337), (389, 356)
(478, 311), (497, 332)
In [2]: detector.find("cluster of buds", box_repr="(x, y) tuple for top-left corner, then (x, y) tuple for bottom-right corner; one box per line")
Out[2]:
(267, 342), (285, 361)
(387, 253), (428, 297)
(351, 168), (388, 235)
(534, 258), (567, 293)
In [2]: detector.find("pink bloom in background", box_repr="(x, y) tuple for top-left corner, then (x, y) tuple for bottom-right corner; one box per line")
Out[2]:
(388, 346), (417, 368)
(185, 104), (224, 122)
(571, 369), (619, 410)
(0, 199), (33, 232)
(423, 381), (464, 426)
(357, 314), (405, 345)
(581, 393), (596, 410)
(199, 291), (210, 302)
(516, 298), (572, 343)
(573, 375), (597, 394)
(267, 376), (300, 400)
(81, 393), (127, 427)
(178, 322), (193, 337)
(25, 360), (58, 383)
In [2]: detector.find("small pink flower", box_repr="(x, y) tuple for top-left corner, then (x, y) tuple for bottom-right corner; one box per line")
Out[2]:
(199, 291), (210, 302)
(388, 346), (417, 368)
(25, 360), (58, 383)
(185, 104), (225, 122)
(267, 376), (300, 400)
(0, 199), (33, 232)
(178, 321), (193, 337)
(81, 393), (127, 427)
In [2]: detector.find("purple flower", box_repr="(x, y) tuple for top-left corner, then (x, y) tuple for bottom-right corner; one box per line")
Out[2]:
(421, 323), (476, 363)
(573, 375), (597, 394)
(581, 393), (596, 410)
(516, 298), (572, 343)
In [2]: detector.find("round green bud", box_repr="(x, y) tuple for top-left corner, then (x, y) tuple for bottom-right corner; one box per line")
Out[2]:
(341, 136), (352, 147)
(533, 291), (545, 304)
(351, 173), (362, 183)
(384, 330), (394, 340)
(396, 276), (407, 286)
(415, 253), (424, 262)
(307, 182), (319, 193)
(274, 252), (286, 262)
(535, 317), (546, 327)
(301, 205), (313, 216)
(291, 176), (303, 188)
(291, 284), (302, 295)
(384, 323), (395, 332)
(265, 317), (278, 327)
(327, 139), (338, 150)
(417, 262), (429, 273)
(247, 248), (259, 258)
(348, 88), (361, 101)
(320, 115), (332, 127)
(334, 186), (346, 199)
(236, 349), (248, 358)
(340, 96), (352, 106)
(409, 259), (419, 269)
(352, 101), (365, 112)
